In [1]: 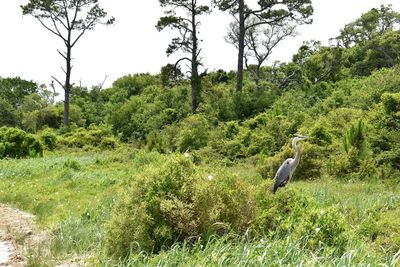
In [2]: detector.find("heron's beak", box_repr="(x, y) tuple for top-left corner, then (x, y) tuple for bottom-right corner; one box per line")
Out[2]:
(294, 134), (310, 139)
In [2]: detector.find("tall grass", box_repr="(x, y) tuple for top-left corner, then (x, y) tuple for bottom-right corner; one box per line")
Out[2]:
(100, 234), (398, 267)
(1, 149), (399, 266)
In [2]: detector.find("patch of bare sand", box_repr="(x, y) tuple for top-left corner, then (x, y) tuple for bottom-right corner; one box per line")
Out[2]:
(0, 204), (48, 266)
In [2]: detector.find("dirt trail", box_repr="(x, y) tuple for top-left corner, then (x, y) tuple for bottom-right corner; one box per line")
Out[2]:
(0, 204), (48, 266)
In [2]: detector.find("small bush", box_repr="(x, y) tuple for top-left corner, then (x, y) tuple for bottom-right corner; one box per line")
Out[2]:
(58, 126), (118, 150)
(0, 127), (43, 158)
(105, 156), (198, 258)
(297, 207), (348, 255)
(37, 128), (58, 150)
(374, 209), (400, 253)
(105, 155), (257, 258)
(63, 159), (82, 171)
(253, 187), (311, 237)
(176, 114), (209, 152)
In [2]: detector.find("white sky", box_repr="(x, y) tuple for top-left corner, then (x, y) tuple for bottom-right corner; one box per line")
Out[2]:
(1, 0), (400, 93)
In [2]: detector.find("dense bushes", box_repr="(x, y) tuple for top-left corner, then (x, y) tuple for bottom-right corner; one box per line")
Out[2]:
(0, 127), (43, 158)
(58, 126), (118, 149)
(105, 154), (351, 258)
(37, 128), (58, 151)
(176, 114), (209, 152)
(104, 155), (257, 257)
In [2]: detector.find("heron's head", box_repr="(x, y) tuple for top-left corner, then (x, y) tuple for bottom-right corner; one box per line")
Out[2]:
(292, 135), (310, 147)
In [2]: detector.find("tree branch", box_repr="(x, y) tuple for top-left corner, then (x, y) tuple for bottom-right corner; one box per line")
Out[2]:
(51, 76), (64, 89)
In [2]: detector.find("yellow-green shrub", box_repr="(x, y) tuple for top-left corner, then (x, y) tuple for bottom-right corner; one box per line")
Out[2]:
(37, 128), (58, 150)
(297, 206), (348, 255)
(0, 126), (43, 158)
(176, 114), (209, 152)
(58, 126), (118, 149)
(105, 155), (257, 258)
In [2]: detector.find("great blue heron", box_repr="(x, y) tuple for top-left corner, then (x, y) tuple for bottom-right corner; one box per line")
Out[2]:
(273, 135), (310, 194)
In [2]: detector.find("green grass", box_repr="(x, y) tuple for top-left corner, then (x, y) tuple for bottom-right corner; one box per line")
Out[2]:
(1, 149), (399, 266)
(99, 235), (399, 267)
(0, 148), (164, 226)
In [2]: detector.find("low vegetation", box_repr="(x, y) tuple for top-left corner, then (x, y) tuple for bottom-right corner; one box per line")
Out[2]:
(0, 4), (400, 266)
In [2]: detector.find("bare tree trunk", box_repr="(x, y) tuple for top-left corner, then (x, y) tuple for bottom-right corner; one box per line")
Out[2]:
(64, 44), (71, 127)
(191, 1), (199, 112)
(236, 0), (245, 92)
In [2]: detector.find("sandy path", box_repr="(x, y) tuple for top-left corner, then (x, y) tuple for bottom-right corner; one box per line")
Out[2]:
(0, 204), (47, 266)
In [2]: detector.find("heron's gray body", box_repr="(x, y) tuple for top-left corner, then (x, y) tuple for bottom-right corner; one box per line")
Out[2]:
(273, 136), (308, 193)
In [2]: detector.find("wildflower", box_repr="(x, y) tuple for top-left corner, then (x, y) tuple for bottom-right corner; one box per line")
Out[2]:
(315, 227), (321, 233)
(184, 152), (190, 158)
(207, 175), (214, 181)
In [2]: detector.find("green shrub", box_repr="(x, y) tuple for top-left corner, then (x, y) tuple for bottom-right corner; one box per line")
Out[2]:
(310, 123), (332, 146)
(374, 210), (400, 253)
(297, 206), (348, 255)
(358, 209), (380, 242)
(253, 187), (311, 237)
(176, 114), (209, 152)
(193, 170), (257, 236)
(0, 127), (43, 158)
(382, 92), (400, 115)
(145, 131), (168, 153)
(37, 128), (58, 150)
(208, 121), (249, 160)
(105, 155), (257, 258)
(112, 73), (160, 97)
(58, 126), (118, 149)
(0, 97), (19, 127)
(105, 156), (198, 258)
(63, 159), (82, 171)
(343, 120), (367, 155)
(100, 137), (118, 149)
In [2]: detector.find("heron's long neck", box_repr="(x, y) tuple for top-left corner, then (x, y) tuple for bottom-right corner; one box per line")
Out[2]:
(293, 141), (301, 165)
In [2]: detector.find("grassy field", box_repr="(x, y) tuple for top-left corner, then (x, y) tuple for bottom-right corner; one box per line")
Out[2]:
(0, 148), (399, 266)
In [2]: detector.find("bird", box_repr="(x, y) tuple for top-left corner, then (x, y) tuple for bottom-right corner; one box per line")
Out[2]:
(272, 135), (310, 194)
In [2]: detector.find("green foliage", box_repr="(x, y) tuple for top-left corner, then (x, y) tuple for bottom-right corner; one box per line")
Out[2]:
(105, 155), (257, 257)
(160, 64), (183, 88)
(58, 126), (118, 149)
(0, 97), (19, 127)
(37, 128), (58, 151)
(343, 120), (367, 154)
(112, 73), (160, 97)
(297, 207), (348, 254)
(309, 123), (332, 146)
(0, 127), (43, 158)
(232, 90), (276, 120)
(0, 77), (37, 106)
(254, 188), (349, 254)
(336, 5), (400, 48)
(369, 92), (400, 170)
(22, 105), (61, 133)
(253, 187), (310, 236)
(350, 31), (400, 76)
(109, 85), (191, 141)
(382, 92), (400, 115)
(176, 114), (209, 152)
(374, 209), (400, 253)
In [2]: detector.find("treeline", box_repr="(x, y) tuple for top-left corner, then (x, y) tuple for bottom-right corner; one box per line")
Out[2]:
(0, 5), (400, 177)
(14, 1), (400, 124)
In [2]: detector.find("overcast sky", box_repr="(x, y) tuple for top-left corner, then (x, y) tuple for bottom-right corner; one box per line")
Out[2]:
(1, 1), (400, 92)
